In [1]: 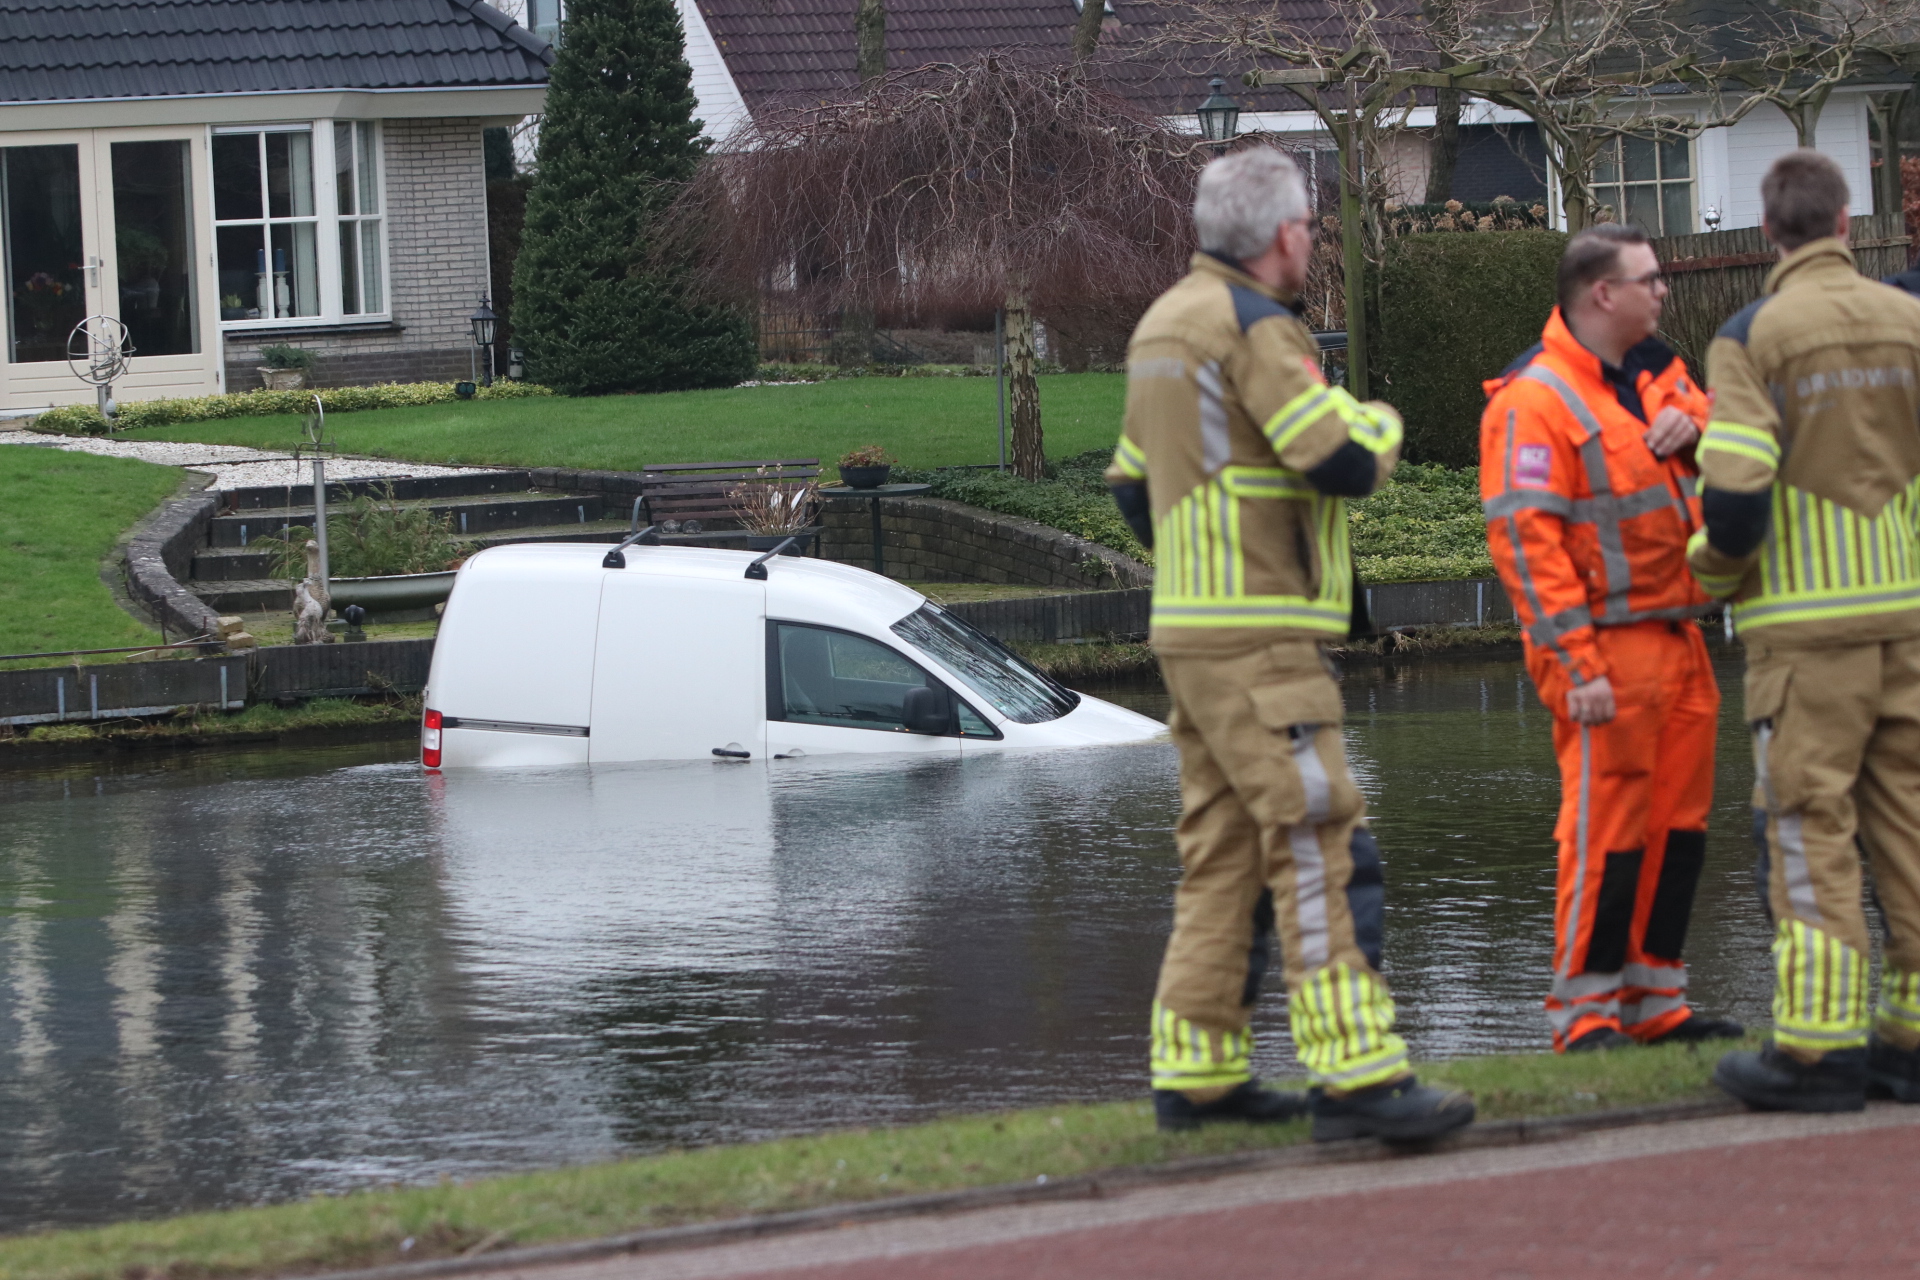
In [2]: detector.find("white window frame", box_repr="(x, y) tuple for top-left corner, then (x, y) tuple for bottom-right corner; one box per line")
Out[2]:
(210, 119), (391, 331)
(1590, 132), (1697, 236)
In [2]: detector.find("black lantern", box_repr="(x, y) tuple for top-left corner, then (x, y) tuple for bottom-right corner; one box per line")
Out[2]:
(469, 295), (498, 387)
(1196, 77), (1241, 153)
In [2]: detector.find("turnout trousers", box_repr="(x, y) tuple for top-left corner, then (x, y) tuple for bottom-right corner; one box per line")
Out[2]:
(1745, 635), (1920, 1058)
(1529, 621), (1719, 1051)
(1152, 639), (1408, 1095)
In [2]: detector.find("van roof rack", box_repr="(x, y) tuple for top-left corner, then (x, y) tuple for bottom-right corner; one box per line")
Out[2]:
(744, 536), (800, 580)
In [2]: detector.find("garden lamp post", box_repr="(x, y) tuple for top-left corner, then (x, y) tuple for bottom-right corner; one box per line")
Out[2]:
(469, 295), (498, 387)
(1196, 77), (1241, 155)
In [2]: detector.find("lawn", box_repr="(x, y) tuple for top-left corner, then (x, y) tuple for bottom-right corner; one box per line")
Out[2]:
(116, 374), (1128, 471)
(0, 1039), (1743, 1280)
(0, 446), (180, 660)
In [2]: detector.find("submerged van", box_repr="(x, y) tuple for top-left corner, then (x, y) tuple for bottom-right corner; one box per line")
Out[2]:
(421, 542), (1164, 768)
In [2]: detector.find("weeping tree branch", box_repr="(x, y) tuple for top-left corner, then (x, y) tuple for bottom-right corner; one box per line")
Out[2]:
(668, 60), (1201, 479)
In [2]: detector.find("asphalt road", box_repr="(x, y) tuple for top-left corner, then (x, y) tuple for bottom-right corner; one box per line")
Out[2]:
(503, 1104), (1920, 1280)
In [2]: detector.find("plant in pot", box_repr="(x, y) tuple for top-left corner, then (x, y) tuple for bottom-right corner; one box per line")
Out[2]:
(730, 466), (821, 554)
(258, 344), (317, 391)
(837, 445), (893, 489)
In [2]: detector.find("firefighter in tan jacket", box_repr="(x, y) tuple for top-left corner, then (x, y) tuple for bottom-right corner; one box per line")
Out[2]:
(1691, 150), (1920, 1112)
(1106, 148), (1474, 1142)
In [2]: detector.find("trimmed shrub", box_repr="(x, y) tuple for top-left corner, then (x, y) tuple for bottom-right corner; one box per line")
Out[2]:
(32, 381), (554, 435)
(1370, 230), (1566, 468)
(511, 0), (756, 395)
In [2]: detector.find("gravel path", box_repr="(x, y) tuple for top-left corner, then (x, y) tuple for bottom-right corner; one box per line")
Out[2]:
(0, 430), (495, 491)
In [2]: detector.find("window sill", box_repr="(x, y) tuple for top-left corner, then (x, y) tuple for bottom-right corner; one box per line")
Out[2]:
(219, 320), (402, 339)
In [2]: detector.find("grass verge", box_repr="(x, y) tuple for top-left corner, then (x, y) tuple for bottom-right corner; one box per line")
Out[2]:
(110, 374), (1126, 472)
(0, 1040), (1744, 1280)
(0, 447), (180, 659)
(0, 696), (419, 756)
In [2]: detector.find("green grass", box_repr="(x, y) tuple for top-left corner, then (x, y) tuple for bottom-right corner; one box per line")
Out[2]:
(0, 1041), (1743, 1280)
(114, 375), (1128, 471)
(0, 447), (181, 659)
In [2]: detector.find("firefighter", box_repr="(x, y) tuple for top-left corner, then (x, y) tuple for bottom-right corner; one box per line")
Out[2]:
(1692, 151), (1920, 1112)
(1107, 147), (1474, 1142)
(1481, 223), (1746, 1053)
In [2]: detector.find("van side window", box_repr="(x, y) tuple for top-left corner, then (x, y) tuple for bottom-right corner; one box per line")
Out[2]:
(771, 623), (948, 733)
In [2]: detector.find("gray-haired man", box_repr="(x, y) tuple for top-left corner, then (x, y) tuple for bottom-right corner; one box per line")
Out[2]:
(1107, 147), (1474, 1141)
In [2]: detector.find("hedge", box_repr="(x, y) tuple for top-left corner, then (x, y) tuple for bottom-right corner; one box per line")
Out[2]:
(31, 381), (555, 435)
(1370, 230), (1566, 469)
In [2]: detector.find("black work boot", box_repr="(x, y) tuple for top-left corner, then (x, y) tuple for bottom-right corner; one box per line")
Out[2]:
(1153, 1080), (1311, 1132)
(1867, 1035), (1920, 1103)
(1310, 1076), (1476, 1144)
(1643, 1013), (1746, 1045)
(1565, 1026), (1635, 1052)
(1713, 1043), (1867, 1112)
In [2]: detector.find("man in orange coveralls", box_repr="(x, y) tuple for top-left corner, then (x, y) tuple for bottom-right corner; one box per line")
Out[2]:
(1481, 223), (1746, 1052)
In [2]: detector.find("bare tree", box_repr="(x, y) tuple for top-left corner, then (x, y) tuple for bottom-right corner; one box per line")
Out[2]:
(1073, 0), (1108, 64)
(1421, 0), (1463, 203)
(857, 0), (886, 91)
(673, 60), (1200, 479)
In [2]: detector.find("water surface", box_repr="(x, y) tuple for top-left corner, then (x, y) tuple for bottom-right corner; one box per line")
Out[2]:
(0, 651), (1773, 1232)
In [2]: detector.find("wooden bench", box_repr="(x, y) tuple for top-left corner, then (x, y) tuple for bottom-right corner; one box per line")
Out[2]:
(634, 459), (822, 545)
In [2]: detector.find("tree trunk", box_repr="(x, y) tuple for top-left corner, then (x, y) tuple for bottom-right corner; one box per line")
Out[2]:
(1425, 85), (1461, 204)
(856, 0), (886, 92)
(1071, 0), (1105, 64)
(1790, 89), (1832, 149)
(1005, 289), (1045, 480)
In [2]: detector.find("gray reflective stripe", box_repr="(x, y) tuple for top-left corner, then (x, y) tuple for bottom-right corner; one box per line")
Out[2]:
(1678, 475), (1698, 497)
(1315, 1044), (1409, 1086)
(1530, 604), (1593, 647)
(1779, 1023), (1868, 1044)
(1561, 725), (1594, 978)
(1519, 365), (1604, 440)
(1620, 992), (1688, 1028)
(1622, 962), (1687, 989)
(1154, 602), (1348, 620)
(1518, 364), (1636, 622)
(1550, 971), (1623, 1000)
(1570, 483), (1678, 523)
(1484, 490), (1573, 519)
(1737, 582), (1920, 623)
(441, 717), (590, 737)
(1501, 409), (1576, 676)
(1197, 360), (1231, 476)
(1548, 995), (1620, 1034)
(1755, 722), (1821, 924)
(1290, 727), (1332, 968)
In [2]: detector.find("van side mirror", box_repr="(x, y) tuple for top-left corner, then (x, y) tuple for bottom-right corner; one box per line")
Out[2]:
(901, 685), (951, 735)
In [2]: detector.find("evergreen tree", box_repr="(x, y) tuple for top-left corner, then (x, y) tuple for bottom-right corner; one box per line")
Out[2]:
(511, 0), (755, 395)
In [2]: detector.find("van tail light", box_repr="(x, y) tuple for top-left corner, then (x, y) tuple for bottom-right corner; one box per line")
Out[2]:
(422, 708), (443, 769)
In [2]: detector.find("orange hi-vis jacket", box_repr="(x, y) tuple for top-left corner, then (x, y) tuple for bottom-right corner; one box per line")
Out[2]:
(1481, 309), (1712, 685)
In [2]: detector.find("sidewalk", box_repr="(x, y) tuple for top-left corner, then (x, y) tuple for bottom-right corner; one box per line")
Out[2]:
(471, 1104), (1920, 1280)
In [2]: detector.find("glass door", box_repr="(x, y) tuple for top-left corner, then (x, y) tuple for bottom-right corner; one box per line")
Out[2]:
(0, 128), (220, 411)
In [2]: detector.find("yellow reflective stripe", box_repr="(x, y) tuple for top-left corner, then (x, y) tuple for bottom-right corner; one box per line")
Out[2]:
(1737, 476), (1920, 631)
(1149, 998), (1254, 1090)
(1878, 969), (1920, 1035)
(1263, 385), (1335, 451)
(1219, 465), (1315, 500)
(1288, 963), (1408, 1089)
(1345, 402), (1403, 456)
(1686, 528), (1745, 599)
(1773, 919), (1869, 1053)
(1111, 434), (1147, 479)
(1699, 419), (1780, 468)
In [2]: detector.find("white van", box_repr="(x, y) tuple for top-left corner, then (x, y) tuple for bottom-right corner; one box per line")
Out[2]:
(420, 542), (1164, 768)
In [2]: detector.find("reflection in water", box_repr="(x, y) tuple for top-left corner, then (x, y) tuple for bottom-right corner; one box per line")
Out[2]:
(0, 652), (1774, 1233)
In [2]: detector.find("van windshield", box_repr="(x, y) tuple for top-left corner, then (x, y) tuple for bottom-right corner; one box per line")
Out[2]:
(891, 604), (1080, 725)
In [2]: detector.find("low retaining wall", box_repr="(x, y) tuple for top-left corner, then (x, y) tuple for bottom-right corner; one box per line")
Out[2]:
(124, 481), (227, 642)
(1366, 578), (1515, 631)
(817, 497), (1152, 591)
(945, 590), (1150, 644)
(249, 638), (436, 700)
(0, 655), (247, 726)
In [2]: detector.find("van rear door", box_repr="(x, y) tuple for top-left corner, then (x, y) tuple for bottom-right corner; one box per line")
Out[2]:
(589, 567), (768, 762)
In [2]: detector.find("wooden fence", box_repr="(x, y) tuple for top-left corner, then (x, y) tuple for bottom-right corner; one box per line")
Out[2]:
(1654, 211), (1912, 374)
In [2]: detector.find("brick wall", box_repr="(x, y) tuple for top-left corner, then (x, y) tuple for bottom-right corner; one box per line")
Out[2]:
(816, 496), (1151, 590)
(222, 118), (493, 391)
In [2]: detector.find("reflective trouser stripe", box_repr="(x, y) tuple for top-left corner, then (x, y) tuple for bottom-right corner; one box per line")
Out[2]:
(1755, 723), (1821, 922)
(1149, 998), (1253, 1090)
(1878, 970), (1920, 1038)
(1290, 727), (1332, 968)
(1289, 962), (1409, 1090)
(1773, 918), (1869, 1053)
(1620, 992), (1689, 1029)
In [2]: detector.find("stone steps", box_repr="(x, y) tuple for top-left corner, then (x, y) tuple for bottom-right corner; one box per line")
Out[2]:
(207, 493), (610, 548)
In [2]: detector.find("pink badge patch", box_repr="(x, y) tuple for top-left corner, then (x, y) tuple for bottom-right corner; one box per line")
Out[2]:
(1514, 444), (1552, 489)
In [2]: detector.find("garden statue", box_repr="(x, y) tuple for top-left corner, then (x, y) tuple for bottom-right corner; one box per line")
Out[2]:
(291, 539), (333, 645)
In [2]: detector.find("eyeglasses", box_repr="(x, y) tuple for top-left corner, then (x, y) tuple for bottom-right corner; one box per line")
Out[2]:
(1603, 269), (1666, 289)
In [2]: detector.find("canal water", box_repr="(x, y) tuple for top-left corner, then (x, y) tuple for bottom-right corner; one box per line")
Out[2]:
(0, 651), (1774, 1233)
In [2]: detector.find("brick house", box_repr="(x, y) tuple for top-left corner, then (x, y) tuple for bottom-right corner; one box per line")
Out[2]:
(0, 0), (551, 412)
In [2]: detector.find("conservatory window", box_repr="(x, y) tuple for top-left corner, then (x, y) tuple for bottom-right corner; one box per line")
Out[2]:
(1592, 136), (1694, 236)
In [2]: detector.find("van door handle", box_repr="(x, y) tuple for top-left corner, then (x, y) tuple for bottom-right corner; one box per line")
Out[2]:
(712, 746), (751, 759)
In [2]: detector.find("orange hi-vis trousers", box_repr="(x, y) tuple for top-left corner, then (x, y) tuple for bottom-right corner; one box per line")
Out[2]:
(1530, 620), (1719, 1051)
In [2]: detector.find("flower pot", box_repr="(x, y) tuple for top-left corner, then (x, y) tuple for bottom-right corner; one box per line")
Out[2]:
(746, 533), (811, 555)
(838, 464), (891, 489)
(258, 367), (307, 391)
